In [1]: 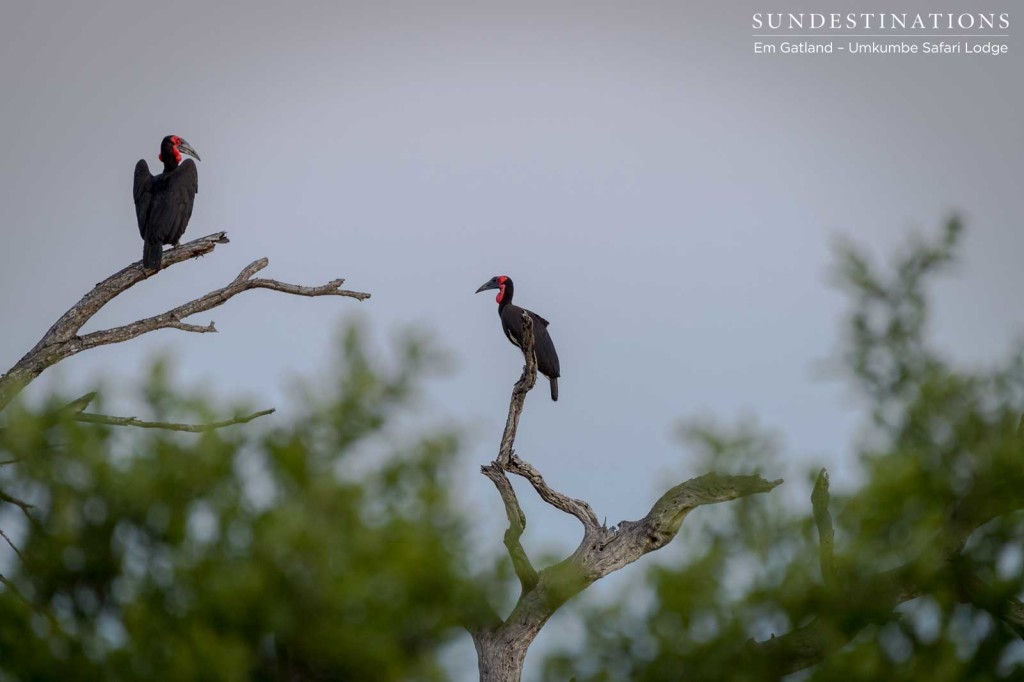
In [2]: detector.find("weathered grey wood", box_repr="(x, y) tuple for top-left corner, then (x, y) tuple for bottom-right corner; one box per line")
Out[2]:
(496, 316), (536, 467)
(0, 233), (369, 411)
(473, 311), (782, 681)
(481, 463), (538, 592)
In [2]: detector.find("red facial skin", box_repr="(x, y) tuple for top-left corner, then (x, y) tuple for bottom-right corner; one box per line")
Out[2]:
(158, 136), (183, 164)
(496, 275), (508, 303)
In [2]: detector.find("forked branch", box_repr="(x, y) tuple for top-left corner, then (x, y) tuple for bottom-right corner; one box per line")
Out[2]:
(0, 232), (370, 412)
(0, 490), (33, 518)
(473, 310), (781, 682)
(75, 257), (368, 351)
(504, 453), (600, 529)
(481, 463), (538, 591)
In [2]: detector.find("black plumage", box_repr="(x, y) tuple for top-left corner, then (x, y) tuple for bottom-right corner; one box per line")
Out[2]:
(133, 135), (200, 270)
(476, 276), (561, 401)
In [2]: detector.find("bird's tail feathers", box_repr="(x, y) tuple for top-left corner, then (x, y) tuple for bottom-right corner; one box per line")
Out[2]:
(549, 377), (558, 402)
(143, 240), (163, 271)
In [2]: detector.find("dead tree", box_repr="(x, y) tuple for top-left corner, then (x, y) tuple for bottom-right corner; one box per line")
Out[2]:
(0, 233), (369, 427)
(469, 312), (782, 681)
(0, 232), (368, 618)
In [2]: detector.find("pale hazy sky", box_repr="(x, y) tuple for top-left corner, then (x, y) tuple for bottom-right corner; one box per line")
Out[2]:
(1, 1), (1021, 676)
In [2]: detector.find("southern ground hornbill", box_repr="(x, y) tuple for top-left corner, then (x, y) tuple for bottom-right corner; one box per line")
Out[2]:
(476, 275), (561, 401)
(133, 135), (200, 270)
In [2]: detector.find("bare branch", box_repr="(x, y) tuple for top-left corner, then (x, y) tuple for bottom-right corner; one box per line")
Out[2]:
(0, 572), (32, 607)
(33, 232), (230, 350)
(57, 388), (275, 433)
(169, 320), (218, 334)
(505, 454), (600, 529)
(73, 408), (275, 432)
(0, 234), (369, 410)
(0, 490), (34, 519)
(498, 312), (537, 466)
(252, 275), (369, 300)
(474, 310), (781, 680)
(0, 571), (64, 625)
(812, 468), (837, 587)
(0, 527), (25, 563)
(482, 463), (538, 591)
(0, 573), (18, 594)
(643, 472), (783, 544)
(77, 259), (368, 351)
(485, 308), (599, 557)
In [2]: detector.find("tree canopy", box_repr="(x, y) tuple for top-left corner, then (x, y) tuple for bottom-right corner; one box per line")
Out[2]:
(0, 327), (483, 681)
(2, 219), (1022, 681)
(543, 218), (1024, 681)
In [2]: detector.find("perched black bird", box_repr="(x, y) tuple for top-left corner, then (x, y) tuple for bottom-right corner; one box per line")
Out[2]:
(133, 135), (200, 270)
(476, 275), (561, 401)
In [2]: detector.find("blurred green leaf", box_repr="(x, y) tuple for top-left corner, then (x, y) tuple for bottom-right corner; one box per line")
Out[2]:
(0, 323), (484, 681)
(544, 219), (1024, 681)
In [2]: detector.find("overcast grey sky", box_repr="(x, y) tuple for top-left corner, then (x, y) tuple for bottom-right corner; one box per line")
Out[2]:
(1, 0), (1021, 675)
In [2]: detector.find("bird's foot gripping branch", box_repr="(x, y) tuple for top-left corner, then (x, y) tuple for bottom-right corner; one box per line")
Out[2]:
(471, 311), (782, 682)
(0, 231), (370, 427)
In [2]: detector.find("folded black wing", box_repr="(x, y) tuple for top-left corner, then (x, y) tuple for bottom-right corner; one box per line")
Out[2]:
(133, 159), (153, 239)
(165, 159), (199, 244)
(502, 305), (560, 379)
(141, 160), (199, 246)
(529, 311), (560, 379)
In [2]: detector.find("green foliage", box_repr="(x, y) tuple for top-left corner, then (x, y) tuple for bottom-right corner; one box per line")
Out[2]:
(545, 219), (1024, 681)
(4, 219), (1021, 681)
(0, 325), (483, 681)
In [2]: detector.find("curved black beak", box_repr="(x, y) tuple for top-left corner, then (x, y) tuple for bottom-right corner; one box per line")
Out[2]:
(178, 139), (201, 162)
(476, 280), (499, 294)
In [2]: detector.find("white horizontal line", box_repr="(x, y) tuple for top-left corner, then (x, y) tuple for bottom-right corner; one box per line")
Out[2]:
(752, 34), (1009, 38)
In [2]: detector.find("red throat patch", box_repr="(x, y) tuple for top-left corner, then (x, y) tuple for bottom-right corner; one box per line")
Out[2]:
(159, 137), (183, 164)
(496, 285), (505, 304)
